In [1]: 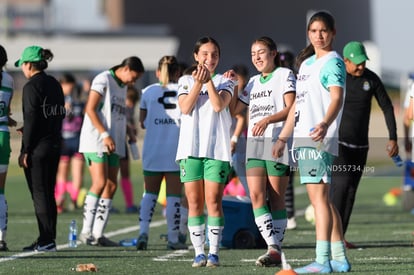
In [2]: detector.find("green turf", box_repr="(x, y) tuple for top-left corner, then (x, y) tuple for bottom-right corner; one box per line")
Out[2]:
(0, 159), (413, 274)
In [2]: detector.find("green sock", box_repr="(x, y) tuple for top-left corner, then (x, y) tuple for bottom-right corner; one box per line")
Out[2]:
(315, 240), (330, 264)
(331, 241), (346, 261)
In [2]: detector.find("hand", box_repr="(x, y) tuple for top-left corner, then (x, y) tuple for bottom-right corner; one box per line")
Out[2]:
(230, 140), (236, 154)
(386, 140), (399, 157)
(223, 69), (237, 81)
(18, 153), (28, 168)
(192, 64), (210, 83)
(16, 127), (23, 134)
(103, 136), (116, 153)
(251, 118), (269, 136)
(309, 122), (328, 142)
(273, 139), (286, 158)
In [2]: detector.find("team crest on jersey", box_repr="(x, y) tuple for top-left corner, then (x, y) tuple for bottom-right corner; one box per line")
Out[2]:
(362, 80), (370, 91)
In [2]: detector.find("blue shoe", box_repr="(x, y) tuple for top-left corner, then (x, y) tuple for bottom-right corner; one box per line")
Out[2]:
(206, 253), (220, 267)
(294, 261), (332, 274)
(330, 259), (351, 272)
(192, 254), (207, 267)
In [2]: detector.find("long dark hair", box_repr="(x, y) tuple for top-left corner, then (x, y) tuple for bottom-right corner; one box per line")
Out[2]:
(111, 56), (145, 73)
(295, 11), (336, 69)
(31, 48), (54, 71)
(0, 45), (7, 84)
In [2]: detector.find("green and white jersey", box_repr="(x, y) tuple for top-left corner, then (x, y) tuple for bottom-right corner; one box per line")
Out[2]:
(294, 51), (346, 156)
(140, 82), (180, 171)
(176, 74), (235, 162)
(0, 72), (14, 132)
(79, 70), (127, 157)
(239, 67), (296, 164)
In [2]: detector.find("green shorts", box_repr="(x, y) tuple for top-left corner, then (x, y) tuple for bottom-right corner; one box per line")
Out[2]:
(0, 131), (11, 165)
(143, 170), (180, 176)
(296, 147), (335, 184)
(246, 158), (290, 177)
(179, 157), (231, 184)
(83, 152), (120, 167)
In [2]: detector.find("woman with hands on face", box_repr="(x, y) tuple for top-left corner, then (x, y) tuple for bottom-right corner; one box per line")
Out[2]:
(176, 36), (237, 268)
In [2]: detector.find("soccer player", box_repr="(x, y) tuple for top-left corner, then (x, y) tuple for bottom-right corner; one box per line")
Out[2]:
(78, 56), (144, 246)
(273, 11), (351, 273)
(231, 36), (296, 267)
(136, 55), (186, 250)
(176, 36), (236, 267)
(0, 45), (16, 251)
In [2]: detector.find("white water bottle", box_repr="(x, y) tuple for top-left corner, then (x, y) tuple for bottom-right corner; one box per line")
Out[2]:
(68, 219), (77, 248)
(129, 141), (140, 160)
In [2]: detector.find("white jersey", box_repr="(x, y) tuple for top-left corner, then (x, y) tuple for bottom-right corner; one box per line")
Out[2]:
(0, 72), (14, 132)
(140, 82), (181, 171)
(294, 52), (345, 156)
(79, 70), (127, 157)
(239, 67), (296, 165)
(176, 74), (235, 162)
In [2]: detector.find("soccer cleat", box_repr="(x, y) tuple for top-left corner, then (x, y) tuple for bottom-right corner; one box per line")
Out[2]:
(167, 241), (188, 250)
(255, 246), (282, 267)
(330, 259), (351, 272)
(160, 232), (187, 244)
(125, 205), (139, 214)
(136, 233), (148, 250)
(0, 240), (9, 251)
(206, 253), (220, 267)
(294, 261), (332, 274)
(79, 233), (94, 245)
(286, 217), (297, 230)
(192, 254), (207, 267)
(94, 236), (119, 247)
(178, 233), (187, 244)
(35, 242), (57, 252)
(344, 240), (357, 249)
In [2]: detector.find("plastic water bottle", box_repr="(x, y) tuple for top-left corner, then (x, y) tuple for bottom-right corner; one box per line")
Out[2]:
(119, 238), (137, 247)
(392, 155), (404, 167)
(68, 219), (77, 248)
(129, 141), (140, 160)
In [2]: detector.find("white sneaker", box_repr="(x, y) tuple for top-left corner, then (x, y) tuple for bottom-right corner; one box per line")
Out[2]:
(286, 217), (297, 230)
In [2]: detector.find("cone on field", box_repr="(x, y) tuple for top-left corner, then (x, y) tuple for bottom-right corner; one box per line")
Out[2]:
(275, 252), (297, 275)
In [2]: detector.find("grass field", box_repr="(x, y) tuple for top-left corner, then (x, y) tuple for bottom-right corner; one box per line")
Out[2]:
(0, 158), (413, 274)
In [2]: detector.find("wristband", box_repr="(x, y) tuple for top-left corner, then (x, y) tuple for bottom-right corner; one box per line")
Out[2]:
(100, 131), (110, 139)
(231, 135), (238, 143)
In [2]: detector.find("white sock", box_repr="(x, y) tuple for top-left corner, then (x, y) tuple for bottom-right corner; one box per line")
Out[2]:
(255, 212), (278, 246)
(81, 194), (99, 235)
(166, 196), (180, 243)
(92, 198), (112, 239)
(188, 223), (205, 256)
(179, 206), (188, 236)
(273, 218), (287, 247)
(0, 195), (7, 240)
(139, 193), (158, 235)
(207, 225), (223, 256)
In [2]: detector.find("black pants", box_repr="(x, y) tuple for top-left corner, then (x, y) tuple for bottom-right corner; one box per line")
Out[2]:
(24, 142), (60, 244)
(330, 144), (368, 236)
